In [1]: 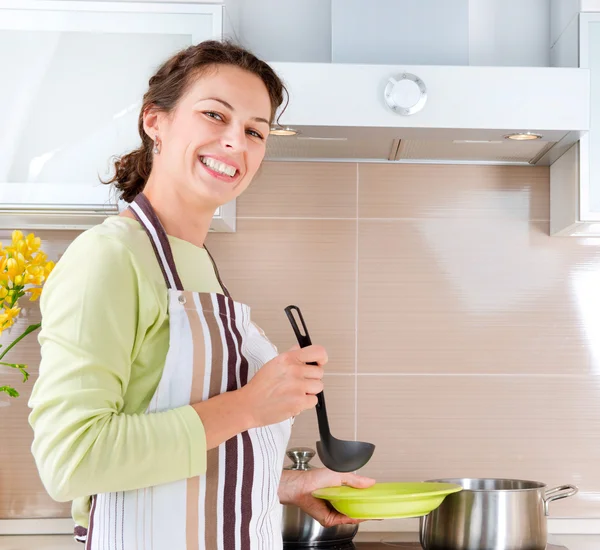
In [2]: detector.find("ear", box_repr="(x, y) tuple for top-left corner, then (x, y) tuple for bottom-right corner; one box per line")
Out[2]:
(142, 106), (164, 140)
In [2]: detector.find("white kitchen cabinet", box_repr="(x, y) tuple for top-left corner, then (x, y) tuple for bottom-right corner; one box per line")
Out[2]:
(578, 14), (600, 219)
(550, 12), (600, 235)
(551, 0), (600, 47)
(0, 1), (236, 232)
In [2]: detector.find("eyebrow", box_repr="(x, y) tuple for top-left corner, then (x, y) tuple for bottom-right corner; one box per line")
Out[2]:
(201, 97), (270, 126)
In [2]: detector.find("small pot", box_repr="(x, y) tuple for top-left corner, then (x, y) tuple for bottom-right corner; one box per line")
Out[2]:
(419, 478), (578, 550)
(281, 448), (358, 548)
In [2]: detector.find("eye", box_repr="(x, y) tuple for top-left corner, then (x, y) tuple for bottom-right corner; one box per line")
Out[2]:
(204, 111), (224, 121)
(247, 129), (264, 140)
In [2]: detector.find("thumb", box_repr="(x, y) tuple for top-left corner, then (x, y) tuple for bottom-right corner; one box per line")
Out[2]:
(288, 344), (301, 351)
(340, 473), (377, 489)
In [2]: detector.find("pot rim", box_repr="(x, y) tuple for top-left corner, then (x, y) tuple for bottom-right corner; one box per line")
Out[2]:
(425, 477), (548, 492)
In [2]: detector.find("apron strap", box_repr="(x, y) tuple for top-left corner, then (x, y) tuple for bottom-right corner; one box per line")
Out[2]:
(203, 243), (231, 299)
(129, 193), (184, 291)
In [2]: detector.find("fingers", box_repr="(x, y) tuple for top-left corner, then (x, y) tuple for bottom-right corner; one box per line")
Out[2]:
(327, 512), (362, 526)
(304, 379), (324, 396)
(309, 500), (349, 528)
(319, 508), (362, 528)
(301, 394), (318, 411)
(291, 345), (328, 367)
(339, 473), (377, 489)
(301, 364), (324, 380)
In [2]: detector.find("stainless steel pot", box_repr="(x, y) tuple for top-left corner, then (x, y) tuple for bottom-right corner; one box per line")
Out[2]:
(419, 478), (578, 550)
(281, 448), (358, 547)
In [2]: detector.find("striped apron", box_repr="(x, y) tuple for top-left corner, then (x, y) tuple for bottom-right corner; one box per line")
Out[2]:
(78, 193), (292, 549)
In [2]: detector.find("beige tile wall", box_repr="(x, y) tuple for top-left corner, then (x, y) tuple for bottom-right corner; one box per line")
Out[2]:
(2, 161), (600, 520)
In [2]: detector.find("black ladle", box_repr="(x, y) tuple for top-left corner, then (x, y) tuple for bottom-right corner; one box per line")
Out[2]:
(284, 305), (375, 473)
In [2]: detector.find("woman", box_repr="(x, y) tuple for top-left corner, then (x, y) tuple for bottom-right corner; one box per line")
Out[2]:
(28, 40), (375, 549)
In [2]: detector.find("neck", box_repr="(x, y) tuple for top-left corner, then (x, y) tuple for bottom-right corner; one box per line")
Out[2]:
(140, 176), (215, 249)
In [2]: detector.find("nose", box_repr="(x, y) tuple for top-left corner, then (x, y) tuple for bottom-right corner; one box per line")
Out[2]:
(221, 122), (247, 152)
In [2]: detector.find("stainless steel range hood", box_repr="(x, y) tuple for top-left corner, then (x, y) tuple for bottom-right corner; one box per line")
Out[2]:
(265, 62), (590, 166)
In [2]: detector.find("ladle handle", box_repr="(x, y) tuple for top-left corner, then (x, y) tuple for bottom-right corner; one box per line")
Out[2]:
(284, 305), (315, 355)
(284, 306), (330, 432)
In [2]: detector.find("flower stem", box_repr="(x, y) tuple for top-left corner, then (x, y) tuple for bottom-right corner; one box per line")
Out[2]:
(0, 322), (41, 361)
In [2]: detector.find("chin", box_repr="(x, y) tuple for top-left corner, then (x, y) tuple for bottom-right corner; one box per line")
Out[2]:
(187, 179), (235, 209)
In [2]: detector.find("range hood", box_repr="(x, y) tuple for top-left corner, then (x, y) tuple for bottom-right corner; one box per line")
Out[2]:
(265, 62), (590, 166)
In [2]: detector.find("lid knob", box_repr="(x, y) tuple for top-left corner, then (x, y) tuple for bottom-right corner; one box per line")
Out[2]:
(285, 447), (315, 470)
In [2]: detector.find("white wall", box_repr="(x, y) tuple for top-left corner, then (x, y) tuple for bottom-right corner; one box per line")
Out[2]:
(469, 0), (550, 67)
(582, 0), (600, 11)
(33, 0), (224, 2)
(240, 0), (551, 67)
(232, 0), (332, 62)
(331, 0), (469, 65)
(32, 0), (555, 67)
(550, 15), (580, 67)
(551, 0), (582, 46)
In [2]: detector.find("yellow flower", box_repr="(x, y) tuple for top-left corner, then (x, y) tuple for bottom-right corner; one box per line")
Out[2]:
(6, 254), (26, 286)
(11, 230), (23, 244)
(25, 233), (41, 255)
(0, 304), (21, 331)
(26, 287), (43, 302)
(5, 234), (25, 258)
(24, 265), (45, 286)
(0, 256), (7, 286)
(5, 231), (40, 261)
(31, 251), (47, 266)
(0, 230), (54, 399)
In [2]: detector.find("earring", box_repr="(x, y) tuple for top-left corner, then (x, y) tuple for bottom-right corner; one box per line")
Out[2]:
(153, 135), (160, 155)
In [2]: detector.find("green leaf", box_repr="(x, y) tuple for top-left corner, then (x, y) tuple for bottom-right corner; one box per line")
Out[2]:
(0, 362), (29, 382)
(0, 386), (19, 398)
(18, 365), (29, 383)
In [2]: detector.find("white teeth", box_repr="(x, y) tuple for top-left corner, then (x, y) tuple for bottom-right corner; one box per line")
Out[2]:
(200, 157), (237, 177)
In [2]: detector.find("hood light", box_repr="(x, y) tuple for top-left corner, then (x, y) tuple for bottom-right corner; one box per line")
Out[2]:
(504, 132), (542, 141)
(270, 126), (298, 136)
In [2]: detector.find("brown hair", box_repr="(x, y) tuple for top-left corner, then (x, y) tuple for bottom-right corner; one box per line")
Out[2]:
(104, 40), (287, 202)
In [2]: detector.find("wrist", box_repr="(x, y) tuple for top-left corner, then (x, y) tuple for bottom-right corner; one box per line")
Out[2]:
(278, 470), (295, 505)
(235, 386), (257, 431)
(191, 388), (256, 449)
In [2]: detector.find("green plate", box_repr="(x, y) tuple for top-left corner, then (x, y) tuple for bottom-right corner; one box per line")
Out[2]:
(311, 482), (462, 519)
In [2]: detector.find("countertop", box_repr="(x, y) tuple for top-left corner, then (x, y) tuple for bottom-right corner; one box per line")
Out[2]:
(0, 532), (599, 550)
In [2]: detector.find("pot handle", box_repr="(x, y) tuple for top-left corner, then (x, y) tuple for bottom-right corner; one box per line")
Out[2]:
(543, 485), (578, 515)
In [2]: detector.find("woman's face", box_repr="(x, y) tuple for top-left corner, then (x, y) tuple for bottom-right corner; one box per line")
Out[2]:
(144, 64), (272, 211)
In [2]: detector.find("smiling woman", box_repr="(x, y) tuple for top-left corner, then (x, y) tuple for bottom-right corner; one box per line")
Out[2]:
(103, 41), (283, 244)
(27, 39), (375, 550)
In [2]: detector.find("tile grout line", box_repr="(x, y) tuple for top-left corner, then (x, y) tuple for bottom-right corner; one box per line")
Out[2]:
(237, 216), (356, 220)
(355, 162), (359, 442)
(324, 373), (588, 377)
(236, 216), (551, 223)
(350, 373), (590, 378)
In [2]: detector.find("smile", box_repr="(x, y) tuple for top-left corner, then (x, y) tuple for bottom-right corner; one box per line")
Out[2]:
(199, 156), (238, 178)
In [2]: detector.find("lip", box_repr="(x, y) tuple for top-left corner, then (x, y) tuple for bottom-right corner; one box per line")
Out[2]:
(197, 156), (242, 184)
(198, 154), (242, 174)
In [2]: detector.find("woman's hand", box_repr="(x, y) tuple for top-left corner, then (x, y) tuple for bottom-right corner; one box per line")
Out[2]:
(194, 344), (325, 449)
(240, 344), (327, 429)
(279, 467), (376, 527)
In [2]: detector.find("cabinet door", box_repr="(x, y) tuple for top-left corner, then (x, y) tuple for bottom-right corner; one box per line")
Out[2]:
(0, 1), (222, 227)
(579, 13), (600, 222)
